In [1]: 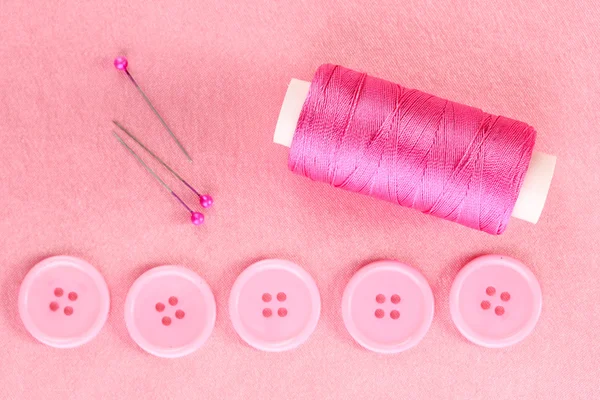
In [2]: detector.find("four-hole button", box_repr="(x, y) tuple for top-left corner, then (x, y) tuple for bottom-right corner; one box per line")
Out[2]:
(449, 255), (542, 348)
(124, 266), (216, 358)
(18, 256), (110, 349)
(342, 260), (434, 354)
(229, 259), (321, 352)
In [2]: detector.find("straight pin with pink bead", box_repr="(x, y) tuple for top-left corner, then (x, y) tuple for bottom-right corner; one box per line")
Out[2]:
(112, 57), (212, 225)
(114, 56), (192, 162)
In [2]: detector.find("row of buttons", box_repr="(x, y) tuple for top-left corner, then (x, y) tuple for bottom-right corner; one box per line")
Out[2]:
(18, 255), (542, 357)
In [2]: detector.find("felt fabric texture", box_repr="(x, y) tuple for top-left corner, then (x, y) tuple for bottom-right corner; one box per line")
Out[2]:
(1, 1), (599, 399)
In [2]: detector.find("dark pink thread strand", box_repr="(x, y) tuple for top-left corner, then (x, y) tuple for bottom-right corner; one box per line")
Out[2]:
(289, 64), (536, 234)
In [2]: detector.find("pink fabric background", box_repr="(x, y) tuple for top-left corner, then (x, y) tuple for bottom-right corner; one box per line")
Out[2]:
(1, 1), (599, 399)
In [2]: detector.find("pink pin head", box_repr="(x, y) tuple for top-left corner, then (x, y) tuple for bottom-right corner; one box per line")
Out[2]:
(199, 194), (213, 209)
(114, 56), (128, 71)
(191, 212), (204, 225)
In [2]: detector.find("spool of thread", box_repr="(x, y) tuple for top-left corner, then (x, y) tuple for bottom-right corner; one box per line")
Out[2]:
(274, 64), (556, 234)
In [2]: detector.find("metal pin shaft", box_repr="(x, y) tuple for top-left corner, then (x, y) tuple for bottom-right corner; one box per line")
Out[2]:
(112, 120), (201, 197)
(112, 131), (193, 213)
(124, 69), (193, 162)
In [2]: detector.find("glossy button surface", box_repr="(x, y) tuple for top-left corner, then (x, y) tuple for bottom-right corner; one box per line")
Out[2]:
(342, 260), (434, 353)
(229, 259), (321, 352)
(449, 255), (542, 348)
(124, 266), (216, 358)
(19, 256), (110, 348)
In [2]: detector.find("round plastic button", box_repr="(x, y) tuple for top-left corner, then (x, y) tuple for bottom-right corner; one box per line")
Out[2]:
(229, 259), (321, 352)
(18, 256), (110, 348)
(449, 255), (542, 348)
(342, 260), (434, 353)
(124, 266), (216, 358)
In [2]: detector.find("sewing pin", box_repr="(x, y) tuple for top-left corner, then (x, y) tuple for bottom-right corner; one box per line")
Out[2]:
(114, 56), (193, 162)
(113, 120), (213, 208)
(112, 131), (204, 225)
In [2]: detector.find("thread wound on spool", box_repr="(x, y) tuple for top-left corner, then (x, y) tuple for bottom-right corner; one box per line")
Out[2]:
(288, 64), (536, 234)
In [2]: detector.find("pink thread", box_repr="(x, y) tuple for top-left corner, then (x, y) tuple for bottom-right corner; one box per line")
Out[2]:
(289, 64), (536, 234)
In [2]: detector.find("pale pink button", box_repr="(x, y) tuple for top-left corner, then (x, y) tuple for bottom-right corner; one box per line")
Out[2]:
(449, 255), (542, 348)
(124, 266), (216, 358)
(18, 256), (110, 348)
(342, 260), (434, 353)
(229, 259), (321, 352)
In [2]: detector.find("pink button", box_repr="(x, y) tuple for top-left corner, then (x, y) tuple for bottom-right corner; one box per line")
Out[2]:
(229, 259), (321, 352)
(449, 255), (542, 348)
(124, 266), (216, 358)
(342, 260), (434, 353)
(18, 256), (110, 348)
